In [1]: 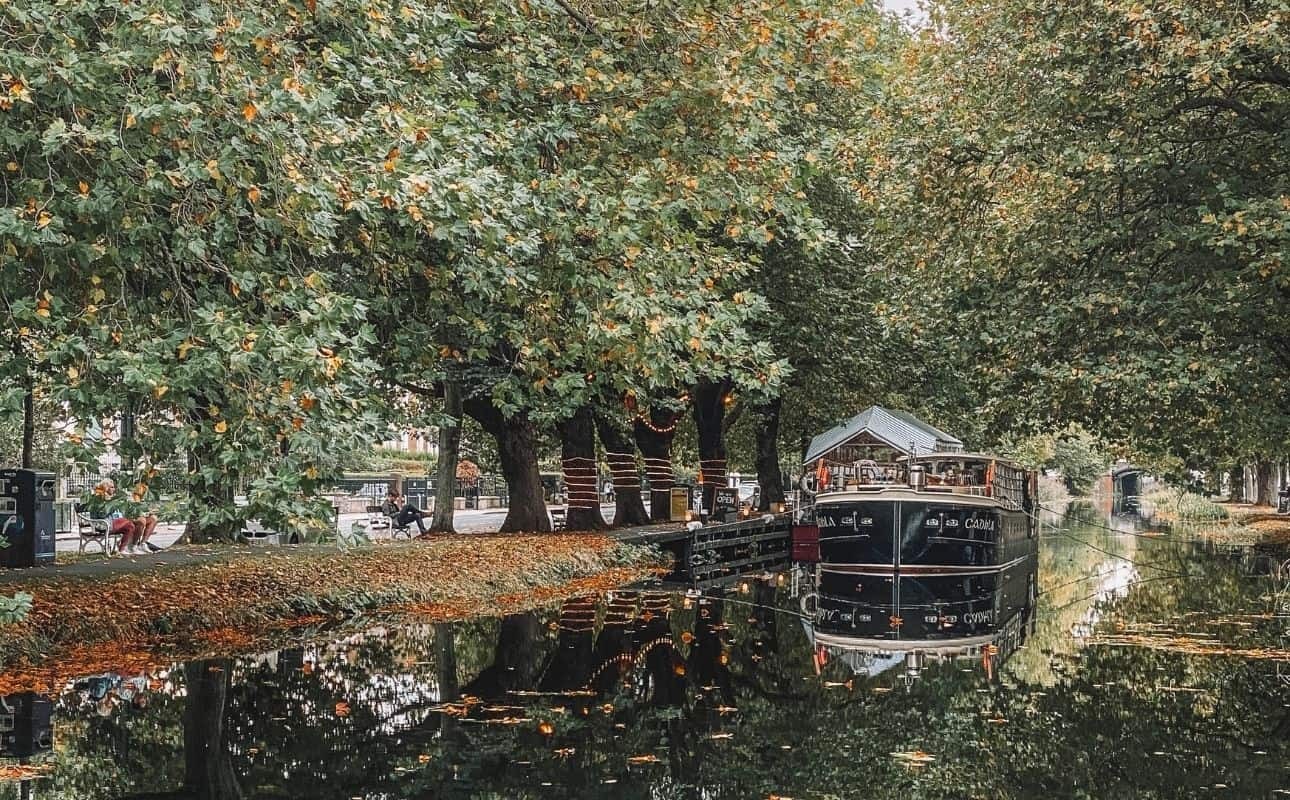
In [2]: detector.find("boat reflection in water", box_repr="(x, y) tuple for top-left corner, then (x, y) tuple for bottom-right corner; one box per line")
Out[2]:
(798, 453), (1040, 685)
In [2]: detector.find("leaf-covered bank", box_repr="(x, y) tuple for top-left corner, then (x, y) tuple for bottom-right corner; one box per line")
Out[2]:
(0, 535), (666, 692)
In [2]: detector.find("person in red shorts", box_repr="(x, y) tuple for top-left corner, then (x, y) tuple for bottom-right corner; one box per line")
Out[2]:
(87, 479), (159, 556)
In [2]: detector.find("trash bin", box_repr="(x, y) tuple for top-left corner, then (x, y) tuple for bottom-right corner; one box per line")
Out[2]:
(0, 693), (54, 758)
(1278, 488), (1290, 515)
(0, 469), (56, 568)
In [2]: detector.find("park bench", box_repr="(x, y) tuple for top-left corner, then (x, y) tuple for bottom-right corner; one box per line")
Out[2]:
(365, 503), (416, 539)
(365, 504), (391, 532)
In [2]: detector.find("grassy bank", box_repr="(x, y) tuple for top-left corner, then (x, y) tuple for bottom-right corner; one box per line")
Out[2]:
(0, 534), (666, 693)
(1222, 506), (1290, 548)
(1142, 486), (1229, 523)
(1139, 486), (1290, 548)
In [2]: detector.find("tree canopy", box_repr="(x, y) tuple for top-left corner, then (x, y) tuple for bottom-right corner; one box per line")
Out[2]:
(2, 0), (1286, 537)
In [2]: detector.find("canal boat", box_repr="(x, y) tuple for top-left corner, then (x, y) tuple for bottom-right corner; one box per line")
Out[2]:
(798, 452), (1039, 681)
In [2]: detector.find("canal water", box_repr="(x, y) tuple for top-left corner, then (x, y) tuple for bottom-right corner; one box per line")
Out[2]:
(2, 507), (1288, 799)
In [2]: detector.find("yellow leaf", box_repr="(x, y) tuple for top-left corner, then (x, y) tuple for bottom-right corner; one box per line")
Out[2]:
(688, 336), (702, 351)
(78, 180), (89, 196)
(67, 366), (79, 379)
(247, 185), (261, 204)
(35, 211), (52, 228)
(214, 420), (228, 434)
(242, 102), (257, 122)
(153, 385), (168, 399)
(178, 340), (193, 359)
(306, 466), (319, 480)
(125, 113), (137, 129)
(212, 43), (227, 63)
(205, 159), (221, 180)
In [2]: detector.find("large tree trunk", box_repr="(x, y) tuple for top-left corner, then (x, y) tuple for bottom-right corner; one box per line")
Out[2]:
(634, 408), (679, 522)
(435, 623), (459, 703)
(538, 595), (597, 692)
(753, 398), (786, 511)
(183, 659), (243, 800)
(462, 612), (546, 697)
(1228, 465), (1245, 502)
(692, 379), (731, 512)
(595, 409), (649, 527)
(558, 406), (606, 531)
(464, 397), (551, 532)
(1255, 460), (1275, 507)
(183, 397), (242, 544)
(430, 381), (462, 533)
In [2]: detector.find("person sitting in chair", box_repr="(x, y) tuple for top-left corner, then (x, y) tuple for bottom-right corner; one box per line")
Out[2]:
(87, 479), (160, 556)
(382, 489), (428, 535)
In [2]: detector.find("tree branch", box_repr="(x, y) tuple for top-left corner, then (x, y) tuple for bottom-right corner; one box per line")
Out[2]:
(1169, 95), (1281, 133)
(391, 377), (443, 399)
(552, 0), (596, 32)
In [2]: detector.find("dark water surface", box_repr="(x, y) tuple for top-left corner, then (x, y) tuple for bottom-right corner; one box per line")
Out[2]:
(3, 510), (1289, 799)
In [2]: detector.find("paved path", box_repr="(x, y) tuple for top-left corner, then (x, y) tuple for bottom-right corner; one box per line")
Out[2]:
(15, 504), (639, 583)
(52, 504), (617, 554)
(5, 515), (699, 591)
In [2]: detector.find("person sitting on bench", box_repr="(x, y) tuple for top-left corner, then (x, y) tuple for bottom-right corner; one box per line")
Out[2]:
(381, 490), (428, 535)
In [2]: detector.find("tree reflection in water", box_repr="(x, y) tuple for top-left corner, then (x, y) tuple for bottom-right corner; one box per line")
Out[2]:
(3, 525), (1289, 799)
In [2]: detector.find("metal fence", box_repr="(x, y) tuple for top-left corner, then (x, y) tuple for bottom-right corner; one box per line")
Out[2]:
(325, 475), (510, 510)
(61, 468), (188, 500)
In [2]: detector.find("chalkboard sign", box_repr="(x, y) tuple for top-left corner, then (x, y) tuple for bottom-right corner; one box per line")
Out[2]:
(713, 487), (739, 523)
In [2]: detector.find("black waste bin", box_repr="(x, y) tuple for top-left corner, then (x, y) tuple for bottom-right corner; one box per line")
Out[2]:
(0, 469), (56, 568)
(1278, 488), (1290, 515)
(0, 693), (55, 758)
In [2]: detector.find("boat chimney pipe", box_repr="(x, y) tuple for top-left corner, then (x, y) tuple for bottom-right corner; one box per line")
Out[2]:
(908, 465), (926, 491)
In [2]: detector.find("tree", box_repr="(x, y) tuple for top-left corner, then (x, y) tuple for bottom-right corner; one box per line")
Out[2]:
(1, 0), (469, 540)
(873, 0), (1289, 471)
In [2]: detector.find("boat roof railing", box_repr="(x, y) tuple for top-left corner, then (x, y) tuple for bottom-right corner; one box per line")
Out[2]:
(899, 452), (1027, 470)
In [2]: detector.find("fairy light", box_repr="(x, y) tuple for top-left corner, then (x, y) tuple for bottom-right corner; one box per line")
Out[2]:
(699, 458), (728, 486)
(635, 415), (678, 434)
(605, 451), (640, 490)
(561, 456), (599, 510)
(643, 456), (674, 489)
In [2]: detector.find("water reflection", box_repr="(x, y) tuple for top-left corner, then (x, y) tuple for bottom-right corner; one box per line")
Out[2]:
(3, 515), (1290, 799)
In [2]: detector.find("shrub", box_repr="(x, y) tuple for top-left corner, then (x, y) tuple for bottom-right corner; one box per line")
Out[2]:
(0, 592), (32, 625)
(1144, 486), (1228, 522)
